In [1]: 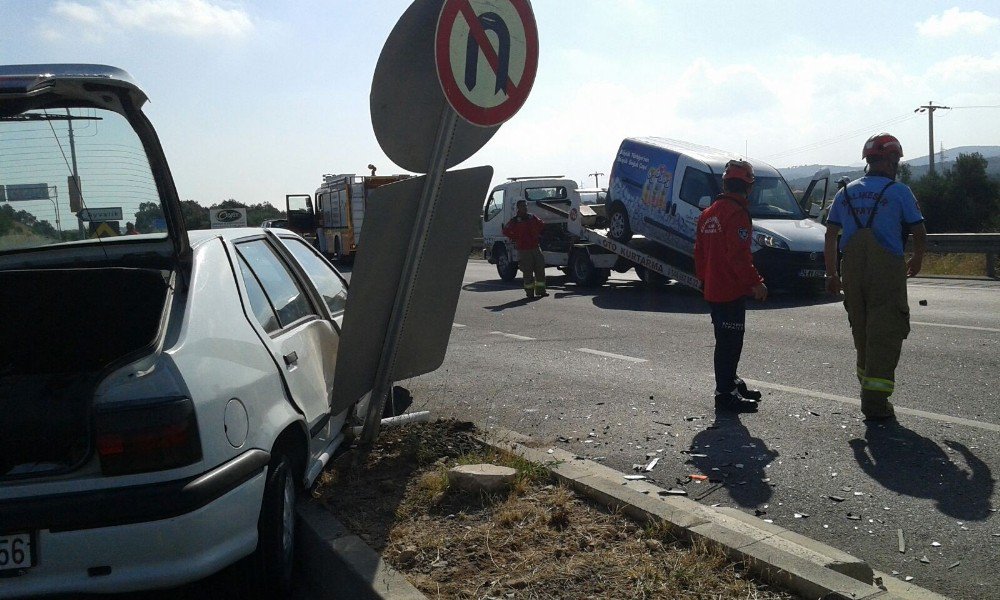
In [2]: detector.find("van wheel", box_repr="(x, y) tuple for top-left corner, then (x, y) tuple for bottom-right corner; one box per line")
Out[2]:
(495, 244), (518, 282)
(570, 250), (605, 287)
(608, 203), (632, 242)
(253, 452), (297, 598)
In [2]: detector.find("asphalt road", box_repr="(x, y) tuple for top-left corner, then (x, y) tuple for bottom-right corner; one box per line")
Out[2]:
(397, 260), (999, 600)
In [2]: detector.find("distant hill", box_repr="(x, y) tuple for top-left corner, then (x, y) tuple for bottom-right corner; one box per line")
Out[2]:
(783, 146), (1000, 191)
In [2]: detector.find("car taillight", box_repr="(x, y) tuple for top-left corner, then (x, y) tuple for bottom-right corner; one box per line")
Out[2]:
(94, 397), (202, 476)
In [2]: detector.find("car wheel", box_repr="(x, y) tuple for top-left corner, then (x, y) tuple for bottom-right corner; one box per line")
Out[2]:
(495, 244), (518, 282)
(254, 452), (297, 598)
(570, 250), (602, 287)
(607, 203), (632, 243)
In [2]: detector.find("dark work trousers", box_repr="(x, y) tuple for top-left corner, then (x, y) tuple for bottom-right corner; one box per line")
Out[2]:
(709, 298), (747, 395)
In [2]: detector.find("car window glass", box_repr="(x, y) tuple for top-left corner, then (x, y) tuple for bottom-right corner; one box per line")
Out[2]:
(679, 167), (717, 207)
(524, 186), (567, 201)
(237, 255), (280, 333)
(484, 190), (503, 221)
(283, 238), (348, 316)
(237, 239), (315, 328)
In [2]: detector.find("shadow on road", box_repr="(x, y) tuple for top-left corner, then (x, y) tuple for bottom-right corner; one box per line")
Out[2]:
(484, 296), (537, 311)
(685, 408), (779, 509)
(849, 422), (995, 520)
(464, 274), (838, 314)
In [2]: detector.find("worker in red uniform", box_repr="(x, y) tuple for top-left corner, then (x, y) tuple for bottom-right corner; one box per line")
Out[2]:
(502, 200), (548, 299)
(695, 159), (769, 411)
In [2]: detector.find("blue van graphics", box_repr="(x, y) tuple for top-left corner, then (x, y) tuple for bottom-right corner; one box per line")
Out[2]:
(609, 139), (687, 243)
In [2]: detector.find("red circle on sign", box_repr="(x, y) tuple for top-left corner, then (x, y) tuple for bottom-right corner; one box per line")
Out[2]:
(435, 0), (538, 127)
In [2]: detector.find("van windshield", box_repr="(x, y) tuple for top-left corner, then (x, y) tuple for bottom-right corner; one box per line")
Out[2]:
(713, 175), (804, 220)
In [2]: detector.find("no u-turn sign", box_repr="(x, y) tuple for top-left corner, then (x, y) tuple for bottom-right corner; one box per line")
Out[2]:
(435, 0), (538, 127)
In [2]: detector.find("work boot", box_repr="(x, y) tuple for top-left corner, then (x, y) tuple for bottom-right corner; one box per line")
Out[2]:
(536, 290), (549, 298)
(861, 393), (896, 422)
(715, 390), (759, 413)
(525, 289), (534, 299)
(734, 377), (762, 401)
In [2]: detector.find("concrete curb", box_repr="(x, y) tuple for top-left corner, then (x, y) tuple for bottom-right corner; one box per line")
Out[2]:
(295, 424), (950, 599)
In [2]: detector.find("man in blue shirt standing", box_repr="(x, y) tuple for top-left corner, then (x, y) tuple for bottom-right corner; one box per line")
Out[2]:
(824, 133), (927, 421)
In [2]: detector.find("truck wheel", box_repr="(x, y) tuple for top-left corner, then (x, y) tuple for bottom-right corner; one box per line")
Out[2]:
(495, 244), (518, 282)
(252, 452), (297, 598)
(570, 250), (602, 287)
(636, 265), (668, 287)
(608, 203), (632, 242)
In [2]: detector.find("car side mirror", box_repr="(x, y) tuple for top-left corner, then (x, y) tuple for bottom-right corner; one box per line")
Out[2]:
(698, 196), (712, 209)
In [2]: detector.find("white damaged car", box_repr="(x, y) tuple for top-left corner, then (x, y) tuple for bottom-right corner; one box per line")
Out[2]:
(0, 65), (357, 597)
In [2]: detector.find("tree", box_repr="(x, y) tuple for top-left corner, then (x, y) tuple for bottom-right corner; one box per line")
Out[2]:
(181, 200), (210, 230)
(911, 153), (1000, 233)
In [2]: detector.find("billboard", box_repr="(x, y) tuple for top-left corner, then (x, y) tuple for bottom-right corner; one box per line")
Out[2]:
(210, 207), (247, 229)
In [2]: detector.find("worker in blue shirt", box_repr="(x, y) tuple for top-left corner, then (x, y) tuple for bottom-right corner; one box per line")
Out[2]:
(824, 133), (926, 421)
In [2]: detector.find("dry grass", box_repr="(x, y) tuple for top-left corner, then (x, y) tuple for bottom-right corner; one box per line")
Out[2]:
(919, 252), (992, 277)
(313, 420), (795, 599)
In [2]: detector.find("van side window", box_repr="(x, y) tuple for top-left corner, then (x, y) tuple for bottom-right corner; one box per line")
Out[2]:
(679, 168), (717, 208)
(524, 187), (567, 201)
(484, 190), (504, 221)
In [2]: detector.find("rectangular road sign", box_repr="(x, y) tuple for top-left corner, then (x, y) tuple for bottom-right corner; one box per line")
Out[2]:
(3, 183), (50, 202)
(78, 207), (123, 221)
(330, 165), (492, 415)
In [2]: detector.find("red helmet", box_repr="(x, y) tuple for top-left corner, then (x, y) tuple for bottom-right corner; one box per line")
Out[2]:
(722, 159), (755, 183)
(862, 133), (903, 160)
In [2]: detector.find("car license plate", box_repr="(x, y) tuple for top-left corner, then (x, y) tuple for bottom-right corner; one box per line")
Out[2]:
(0, 532), (34, 572)
(799, 269), (826, 278)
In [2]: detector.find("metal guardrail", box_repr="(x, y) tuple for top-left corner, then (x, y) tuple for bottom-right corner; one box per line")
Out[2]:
(908, 233), (1000, 278)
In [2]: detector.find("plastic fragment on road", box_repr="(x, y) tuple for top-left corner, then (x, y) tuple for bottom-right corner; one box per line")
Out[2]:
(644, 458), (659, 472)
(920, 555), (930, 564)
(847, 513), (862, 520)
(905, 576), (915, 582)
(689, 474), (708, 481)
(659, 489), (688, 496)
(623, 474), (646, 480)
(897, 529), (906, 553)
(948, 561), (960, 569)
(931, 541), (941, 547)
(829, 495), (846, 502)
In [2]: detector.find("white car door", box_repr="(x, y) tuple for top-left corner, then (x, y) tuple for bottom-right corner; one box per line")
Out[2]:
(233, 238), (337, 442)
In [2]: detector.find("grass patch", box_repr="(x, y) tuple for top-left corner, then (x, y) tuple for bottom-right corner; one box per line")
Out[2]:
(919, 252), (992, 277)
(314, 419), (795, 599)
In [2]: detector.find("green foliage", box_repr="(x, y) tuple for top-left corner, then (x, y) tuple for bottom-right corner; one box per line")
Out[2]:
(911, 153), (1000, 233)
(132, 198), (284, 231)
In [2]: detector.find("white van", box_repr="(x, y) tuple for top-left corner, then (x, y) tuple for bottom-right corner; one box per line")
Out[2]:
(606, 138), (827, 291)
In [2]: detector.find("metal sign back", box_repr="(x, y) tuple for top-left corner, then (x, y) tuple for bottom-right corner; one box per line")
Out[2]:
(370, 0), (500, 173)
(330, 166), (492, 415)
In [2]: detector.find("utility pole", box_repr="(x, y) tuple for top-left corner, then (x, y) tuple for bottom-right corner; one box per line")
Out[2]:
(914, 101), (950, 175)
(589, 172), (604, 188)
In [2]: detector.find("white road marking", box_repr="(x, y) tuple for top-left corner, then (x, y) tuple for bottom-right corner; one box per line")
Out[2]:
(577, 348), (648, 363)
(490, 331), (536, 341)
(912, 321), (1000, 333)
(452, 323), (466, 328)
(743, 378), (1000, 434)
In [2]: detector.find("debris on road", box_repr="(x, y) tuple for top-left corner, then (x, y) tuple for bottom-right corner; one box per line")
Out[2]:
(948, 561), (961, 570)
(931, 541), (942, 547)
(659, 489), (688, 496)
(644, 457), (659, 472)
(847, 513), (862, 520)
(829, 495), (846, 502)
(897, 529), (906, 553)
(920, 556), (930, 564)
(623, 474), (646, 480)
(919, 299), (928, 306)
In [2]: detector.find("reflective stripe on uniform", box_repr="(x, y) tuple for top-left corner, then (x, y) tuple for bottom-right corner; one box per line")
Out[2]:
(862, 376), (895, 393)
(534, 282), (546, 291)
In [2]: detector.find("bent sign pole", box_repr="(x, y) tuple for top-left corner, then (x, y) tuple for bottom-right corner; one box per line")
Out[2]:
(352, 0), (538, 449)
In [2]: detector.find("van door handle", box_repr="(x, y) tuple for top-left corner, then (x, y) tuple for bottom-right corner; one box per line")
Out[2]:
(283, 351), (298, 367)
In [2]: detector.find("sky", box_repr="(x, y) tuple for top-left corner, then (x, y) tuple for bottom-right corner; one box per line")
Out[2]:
(3, 0), (999, 208)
